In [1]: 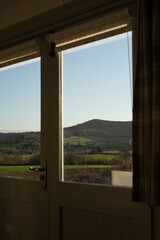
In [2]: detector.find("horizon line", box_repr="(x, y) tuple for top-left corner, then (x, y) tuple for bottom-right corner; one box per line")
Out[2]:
(0, 118), (132, 133)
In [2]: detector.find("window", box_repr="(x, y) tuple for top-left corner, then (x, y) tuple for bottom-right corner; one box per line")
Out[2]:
(60, 31), (133, 187)
(43, 4), (135, 187)
(0, 58), (41, 180)
(0, 39), (41, 180)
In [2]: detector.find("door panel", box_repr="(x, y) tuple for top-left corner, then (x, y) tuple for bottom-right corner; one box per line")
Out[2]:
(56, 184), (151, 240)
(0, 179), (48, 240)
(0, 198), (48, 240)
(58, 185), (151, 240)
(62, 208), (135, 240)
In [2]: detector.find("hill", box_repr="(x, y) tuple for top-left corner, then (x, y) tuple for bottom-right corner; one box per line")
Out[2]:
(64, 119), (132, 138)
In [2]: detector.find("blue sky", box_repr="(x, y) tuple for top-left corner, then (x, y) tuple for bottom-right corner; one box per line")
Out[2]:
(0, 32), (132, 132)
(63, 32), (132, 127)
(0, 58), (40, 132)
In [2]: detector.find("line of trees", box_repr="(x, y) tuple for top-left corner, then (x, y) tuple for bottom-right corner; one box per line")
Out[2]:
(64, 149), (132, 170)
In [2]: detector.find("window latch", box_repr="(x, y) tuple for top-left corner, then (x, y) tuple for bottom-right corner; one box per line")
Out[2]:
(30, 160), (47, 190)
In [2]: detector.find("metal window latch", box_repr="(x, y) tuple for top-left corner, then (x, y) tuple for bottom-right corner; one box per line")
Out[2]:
(30, 160), (47, 190)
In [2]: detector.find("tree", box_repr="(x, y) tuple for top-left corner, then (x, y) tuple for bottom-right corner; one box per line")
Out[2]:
(118, 149), (130, 162)
(114, 149), (132, 170)
(97, 147), (102, 153)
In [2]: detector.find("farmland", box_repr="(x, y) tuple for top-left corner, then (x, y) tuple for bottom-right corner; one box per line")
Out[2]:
(0, 119), (132, 183)
(63, 119), (132, 184)
(0, 165), (40, 171)
(0, 131), (40, 172)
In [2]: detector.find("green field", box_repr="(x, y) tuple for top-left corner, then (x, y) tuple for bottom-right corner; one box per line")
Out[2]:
(0, 165), (40, 172)
(64, 136), (131, 151)
(21, 154), (35, 160)
(84, 154), (114, 161)
(0, 165), (117, 172)
(103, 150), (118, 154)
(64, 165), (116, 169)
(64, 136), (92, 145)
(64, 136), (129, 145)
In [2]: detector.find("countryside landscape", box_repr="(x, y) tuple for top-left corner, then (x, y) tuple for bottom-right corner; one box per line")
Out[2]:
(0, 119), (132, 184)
(0, 131), (41, 179)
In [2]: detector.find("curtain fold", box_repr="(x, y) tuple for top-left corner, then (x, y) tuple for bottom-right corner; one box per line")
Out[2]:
(133, 0), (160, 206)
(151, 0), (160, 206)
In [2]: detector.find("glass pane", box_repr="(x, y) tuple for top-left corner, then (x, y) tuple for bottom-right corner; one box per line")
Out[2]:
(0, 58), (41, 180)
(61, 32), (133, 187)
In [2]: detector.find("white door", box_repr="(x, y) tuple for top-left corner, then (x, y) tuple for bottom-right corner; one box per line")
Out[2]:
(0, 37), (151, 240)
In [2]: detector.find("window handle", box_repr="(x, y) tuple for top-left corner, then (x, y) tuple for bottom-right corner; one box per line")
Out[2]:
(29, 166), (45, 172)
(30, 160), (47, 190)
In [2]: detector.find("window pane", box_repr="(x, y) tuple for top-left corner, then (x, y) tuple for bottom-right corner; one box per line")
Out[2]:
(0, 58), (41, 180)
(61, 32), (133, 187)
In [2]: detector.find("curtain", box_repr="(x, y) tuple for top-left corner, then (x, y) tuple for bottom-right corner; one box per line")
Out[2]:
(133, 0), (160, 206)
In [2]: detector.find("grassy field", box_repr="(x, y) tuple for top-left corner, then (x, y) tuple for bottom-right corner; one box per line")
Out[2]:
(0, 153), (37, 163)
(0, 164), (117, 172)
(64, 136), (131, 151)
(0, 165), (40, 172)
(64, 165), (116, 169)
(103, 150), (118, 154)
(84, 154), (114, 161)
(21, 154), (35, 160)
(64, 136), (92, 145)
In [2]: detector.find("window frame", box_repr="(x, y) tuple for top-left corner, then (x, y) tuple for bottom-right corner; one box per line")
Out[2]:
(58, 27), (134, 188)
(0, 0), (137, 191)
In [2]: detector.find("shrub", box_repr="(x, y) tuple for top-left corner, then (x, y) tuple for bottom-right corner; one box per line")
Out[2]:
(64, 152), (84, 165)
(64, 152), (116, 166)
(27, 154), (40, 165)
(71, 168), (111, 185)
(113, 149), (132, 170)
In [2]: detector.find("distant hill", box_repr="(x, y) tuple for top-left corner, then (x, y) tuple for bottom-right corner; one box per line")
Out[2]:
(64, 119), (132, 138)
(0, 119), (132, 140)
(0, 131), (40, 144)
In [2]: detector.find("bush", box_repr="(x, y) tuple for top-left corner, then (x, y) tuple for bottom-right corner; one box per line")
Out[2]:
(27, 154), (40, 165)
(64, 152), (115, 166)
(113, 149), (132, 170)
(0, 152), (21, 165)
(64, 152), (84, 165)
(71, 168), (111, 184)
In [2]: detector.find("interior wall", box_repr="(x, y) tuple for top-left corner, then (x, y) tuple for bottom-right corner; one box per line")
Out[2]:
(0, 0), (72, 31)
